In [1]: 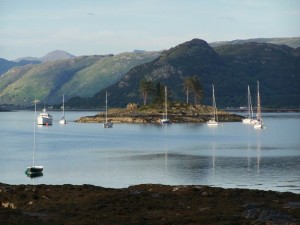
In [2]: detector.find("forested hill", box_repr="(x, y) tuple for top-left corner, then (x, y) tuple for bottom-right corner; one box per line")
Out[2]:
(69, 39), (300, 109)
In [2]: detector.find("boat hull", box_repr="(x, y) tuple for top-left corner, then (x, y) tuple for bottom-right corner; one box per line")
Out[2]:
(37, 116), (53, 125)
(242, 118), (252, 124)
(59, 118), (67, 124)
(207, 119), (218, 126)
(250, 119), (258, 125)
(103, 122), (113, 128)
(254, 121), (263, 129)
(25, 166), (43, 175)
(160, 118), (171, 124)
(207, 122), (219, 126)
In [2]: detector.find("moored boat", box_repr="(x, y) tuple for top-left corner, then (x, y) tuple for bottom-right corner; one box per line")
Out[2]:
(59, 95), (67, 124)
(26, 100), (43, 177)
(207, 84), (219, 127)
(242, 85), (254, 124)
(37, 107), (53, 125)
(25, 165), (43, 175)
(254, 81), (264, 129)
(160, 86), (171, 124)
(103, 91), (113, 128)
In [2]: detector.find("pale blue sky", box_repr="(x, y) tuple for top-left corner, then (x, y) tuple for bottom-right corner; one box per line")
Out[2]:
(1, 0), (299, 60)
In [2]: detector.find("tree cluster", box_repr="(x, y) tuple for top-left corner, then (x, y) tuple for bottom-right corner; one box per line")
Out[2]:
(139, 76), (204, 107)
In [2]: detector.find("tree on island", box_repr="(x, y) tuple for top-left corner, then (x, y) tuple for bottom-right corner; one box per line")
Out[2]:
(139, 79), (154, 106)
(152, 82), (165, 107)
(183, 76), (204, 105)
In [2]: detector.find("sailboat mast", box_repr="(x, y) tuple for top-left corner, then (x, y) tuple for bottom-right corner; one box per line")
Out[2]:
(257, 81), (261, 121)
(165, 86), (168, 119)
(249, 86), (254, 119)
(212, 84), (216, 121)
(33, 100), (37, 166)
(105, 91), (108, 123)
(62, 95), (65, 117)
(247, 85), (250, 118)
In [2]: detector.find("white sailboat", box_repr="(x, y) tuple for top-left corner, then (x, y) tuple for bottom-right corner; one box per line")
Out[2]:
(207, 84), (219, 126)
(160, 86), (171, 124)
(103, 91), (113, 128)
(37, 106), (53, 125)
(254, 81), (264, 129)
(25, 100), (43, 177)
(242, 85), (254, 124)
(59, 95), (67, 124)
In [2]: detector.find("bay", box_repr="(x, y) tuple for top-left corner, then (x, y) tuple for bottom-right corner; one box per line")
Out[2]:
(0, 111), (299, 193)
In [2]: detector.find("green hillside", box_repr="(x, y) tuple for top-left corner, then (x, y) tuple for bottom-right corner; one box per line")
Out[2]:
(1, 38), (299, 108)
(58, 52), (160, 99)
(71, 39), (300, 109)
(0, 52), (159, 106)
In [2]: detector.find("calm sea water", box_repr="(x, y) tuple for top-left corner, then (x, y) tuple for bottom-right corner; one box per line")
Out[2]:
(0, 110), (299, 193)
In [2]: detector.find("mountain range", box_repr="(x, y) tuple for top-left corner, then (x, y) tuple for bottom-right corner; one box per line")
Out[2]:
(0, 37), (299, 108)
(0, 52), (160, 106)
(69, 39), (300, 109)
(14, 50), (75, 63)
(0, 50), (76, 76)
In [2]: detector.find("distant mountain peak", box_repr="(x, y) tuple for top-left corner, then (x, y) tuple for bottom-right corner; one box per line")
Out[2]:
(40, 50), (75, 62)
(159, 38), (220, 66)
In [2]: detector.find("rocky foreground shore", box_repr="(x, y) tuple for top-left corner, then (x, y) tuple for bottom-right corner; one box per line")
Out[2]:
(76, 104), (244, 123)
(1, 183), (299, 225)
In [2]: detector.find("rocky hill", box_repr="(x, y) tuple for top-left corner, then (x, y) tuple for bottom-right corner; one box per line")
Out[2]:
(73, 39), (300, 108)
(0, 50), (75, 76)
(39, 50), (75, 62)
(0, 58), (40, 75)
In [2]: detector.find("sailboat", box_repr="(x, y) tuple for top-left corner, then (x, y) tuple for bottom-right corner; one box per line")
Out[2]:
(207, 84), (219, 126)
(25, 100), (43, 177)
(242, 85), (254, 124)
(59, 95), (67, 124)
(254, 81), (264, 129)
(103, 91), (113, 128)
(160, 86), (171, 124)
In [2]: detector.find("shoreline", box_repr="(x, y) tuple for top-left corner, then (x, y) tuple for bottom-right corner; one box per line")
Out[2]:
(1, 182), (299, 224)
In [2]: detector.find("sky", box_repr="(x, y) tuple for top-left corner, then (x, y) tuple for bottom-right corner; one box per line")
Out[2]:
(0, 0), (299, 60)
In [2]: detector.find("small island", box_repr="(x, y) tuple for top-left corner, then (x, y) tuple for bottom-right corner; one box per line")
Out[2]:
(75, 103), (244, 124)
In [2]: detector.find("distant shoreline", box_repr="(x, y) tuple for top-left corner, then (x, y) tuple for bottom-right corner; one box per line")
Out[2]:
(223, 108), (300, 113)
(1, 107), (300, 113)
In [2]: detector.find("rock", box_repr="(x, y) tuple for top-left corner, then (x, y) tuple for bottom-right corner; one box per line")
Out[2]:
(0, 183), (299, 225)
(2, 202), (16, 209)
(127, 103), (138, 111)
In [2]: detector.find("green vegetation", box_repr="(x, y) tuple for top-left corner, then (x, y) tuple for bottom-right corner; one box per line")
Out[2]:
(86, 39), (299, 109)
(0, 52), (159, 106)
(1, 38), (299, 108)
(183, 76), (204, 104)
